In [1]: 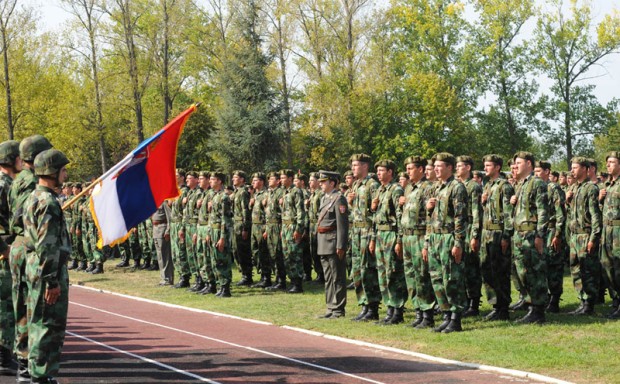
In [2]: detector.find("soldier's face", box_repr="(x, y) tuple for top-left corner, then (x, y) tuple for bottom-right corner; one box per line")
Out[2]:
(72, 187), (81, 195)
(268, 176), (279, 188)
(425, 165), (435, 181)
(607, 157), (620, 177)
(186, 175), (198, 188)
(406, 163), (422, 181)
(434, 161), (452, 181)
(534, 167), (543, 178)
(176, 173), (184, 184)
(232, 175), (245, 187)
(293, 178), (301, 188)
(198, 175), (208, 189)
(514, 158), (530, 179)
(559, 175), (567, 185)
(399, 177), (408, 188)
(309, 177), (318, 189)
(281, 175), (292, 187)
(376, 167), (392, 183)
(252, 177), (264, 190)
(351, 161), (367, 178)
(455, 162), (470, 179)
(58, 167), (68, 184)
(484, 161), (499, 178)
(345, 175), (354, 186)
(571, 163), (587, 180)
(209, 176), (222, 189)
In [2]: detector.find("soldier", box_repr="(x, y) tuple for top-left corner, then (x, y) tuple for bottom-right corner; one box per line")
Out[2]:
(600, 151), (620, 318)
(479, 155), (514, 321)
(295, 173), (313, 281)
(422, 153), (468, 333)
(425, 159), (437, 183)
(24, 149), (70, 384)
(0, 140), (19, 373)
(369, 159), (406, 325)
(307, 172), (325, 283)
(279, 169), (306, 293)
(250, 172), (270, 287)
(231, 170), (253, 286)
(399, 156), (435, 329)
(348, 154), (381, 321)
(83, 185), (105, 275)
(183, 171), (203, 291)
(170, 169), (190, 288)
(196, 171), (217, 294)
(398, 172), (409, 190)
(509, 151), (549, 324)
(473, 171), (484, 186)
(264, 172), (286, 290)
(566, 157), (602, 315)
(152, 201), (173, 286)
(343, 170), (355, 283)
(534, 161), (566, 313)
(207, 171), (233, 297)
(316, 171), (349, 319)
(455, 155), (482, 317)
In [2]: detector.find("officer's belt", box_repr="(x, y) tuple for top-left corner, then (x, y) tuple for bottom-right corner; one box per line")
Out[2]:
(483, 223), (503, 231)
(152, 220), (167, 225)
(170, 219), (181, 223)
(604, 219), (620, 226)
(198, 221), (209, 225)
(282, 219), (294, 225)
(572, 228), (592, 234)
(267, 219), (281, 224)
(188, 219), (198, 224)
(317, 226), (336, 234)
(353, 221), (371, 228)
(402, 228), (426, 236)
(515, 223), (536, 231)
(234, 218), (244, 222)
(210, 223), (223, 229)
(252, 221), (265, 225)
(428, 228), (452, 234)
(376, 224), (395, 231)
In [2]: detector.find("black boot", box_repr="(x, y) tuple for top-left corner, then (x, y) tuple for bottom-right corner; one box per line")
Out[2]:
(90, 263), (104, 274)
(189, 276), (205, 292)
(361, 303), (380, 321)
(86, 262), (96, 272)
(218, 283), (232, 298)
(131, 259), (141, 270)
(510, 297), (528, 311)
(313, 274), (325, 284)
(17, 358), (30, 382)
(516, 305), (546, 324)
(415, 310), (435, 329)
(375, 306), (394, 325)
(568, 300), (586, 315)
(236, 275), (253, 286)
(139, 259), (151, 270)
(580, 301), (594, 315)
(173, 277), (190, 289)
(410, 310), (423, 327)
(442, 312), (463, 333)
(287, 279), (304, 294)
(76, 260), (88, 271)
(67, 259), (79, 270)
(352, 305), (369, 321)
(267, 276), (287, 291)
(433, 312), (452, 332)
(462, 298), (480, 317)
(485, 306), (510, 321)
(148, 261), (159, 271)
(253, 275), (272, 288)
(116, 259), (129, 268)
(608, 307), (620, 319)
(546, 294), (561, 313)
(385, 307), (404, 325)
(198, 282), (217, 295)
(0, 346), (14, 375)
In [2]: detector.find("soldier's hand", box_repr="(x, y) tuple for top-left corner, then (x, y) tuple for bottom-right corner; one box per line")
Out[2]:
(192, 233), (197, 244)
(510, 195), (517, 205)
(216, 238), (225, 252)
(242, 230), (249, 241)
(395, 243), (403, 259)
(208, 202), (213, 212)
(206, 235), (211, 244)
(293, 231), (302, 244)
(398, 196), (406, 206)
(263, 232), (268, 240)
(279, 198), (284, 206)
(452, 246), (462, 263)
(164, 233), (170, 242)
(534, 236), (543, 255)
(587, 241), (596, 255)
(551, 236), (561, 252)
(369, 240), (376, 255)
(566, 190), (573, 203)
(337, 248), (345, 260)
(197, 199), (203, 208)
(426, 198), (437, 210)
(422, 248), (428, 262)
(182, 197), (188, 205)
(599, 189), (607, 201)
(45, 285), (61, 305)
(481, 192), (488, 204)
(470, 238), (480, 253)
(262, 199), (267, 207)
(76, 229), (81, 236)
(347, 192), (355, 204)
(178, 230), (185, 240)
(371, 197), (379, 211)
(249, 198), (255, 208)
(501, 239), (509, 255)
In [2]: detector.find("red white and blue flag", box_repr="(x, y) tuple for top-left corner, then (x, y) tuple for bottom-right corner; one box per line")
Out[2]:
(90, 105), (196, 247)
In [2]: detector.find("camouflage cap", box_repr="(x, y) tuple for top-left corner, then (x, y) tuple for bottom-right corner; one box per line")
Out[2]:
(535, 160), (551, 170)
(398, 171), (409, 179)
(404, 155), (426, 167)
(211, 171), (226, 183)
(279, 169), (295, 178)
(309, 172), (319, 180)
(587, 158), (598, 169)
(513, 151), (535, 165)
(63, 182), (73, 189)
(482, 154), (503, 168)
(571, 156), (589, 167)
(374, 159), (396, 171)
(267, 171), (280, 179)
(176, 168), (186, 177)
(344, 170), (354, 178)
(294, 173), (308, 183)
(252, 172), (266, 182)
(318, 170), (340, 183)
(20, 135), (52, 162)
(456, 155), (474, 168)
(186, 170), (198, 178)
(434, 152), (456, 167)
(198, 171), (211, 178)
(84, 181), (92, 188)
(349, 153), (372, 164)
(559, 171), (567, 177)
(73, 182), (82, 189)
(0, 140), (20, 164)
(606, 151), (620, 161)
(232, 170), (247, 179)
(34, 149), (69, 176)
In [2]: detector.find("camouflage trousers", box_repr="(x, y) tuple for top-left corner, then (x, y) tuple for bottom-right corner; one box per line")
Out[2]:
(374, 230), (407, 308)
(427, 233), (467, 313)
(81, 223), (92, 262)
(402, 233), (434, 311)
(120, 230), (141, 263)
(545, 229), (564, 296)
(0, 260), (14, 351)
(170, 222), (190, 280)
(601, 227), (620, 300)
(9, 236), (29, 359)
(197, 225), (215, 284)
(26, 263), (68, 380)
(351, 225), (381, 306)
(512, 231), (548, 306)
(463, 233), (482, 300)
(569, 233), (600, 303)
(265, 223), (285, 279)
(251, 224), (270, 276)
(479, 229), (512, 307)
(185, 223), (198, 276)
(210, 228), (232, 286)
(86, 223), (104, 263)
(71, 231), (85, 262)
(232, 222), (252, 276)
(281, 224), (303, 281)
(138, 221), (152, 263)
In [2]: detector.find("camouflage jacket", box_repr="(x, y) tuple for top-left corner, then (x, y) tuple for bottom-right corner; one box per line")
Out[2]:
(250, 187), (268, 225)
(232, 185), (251, 232)
(400, 177), (432, 235)
(208, 189), (233, 238)
(547, 181), (566, 240)
(601, 176), (620, 232)
(308, 189), (324, 227)
(23, 185), (71, 287)
(425, 176), (468, 249)
(9, 167), (37, 237)
(265, 186), (284, 224)
(512, 174), (549, 239)
(0, 172), (13, 252)
(568, 179), (601, 244)
(182, 187), (202, 224)
(371, 181), (404, 241)
(482, 176), (514, 240)
(351, 175), (380, 226)
(280, 185), (306, 234)
(170, 185), (188, 223)
(463, 177), (482, 243)
(198, 189), (214, 225)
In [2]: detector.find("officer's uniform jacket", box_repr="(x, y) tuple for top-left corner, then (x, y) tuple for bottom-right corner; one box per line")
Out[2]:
(316, 189), (349, 255)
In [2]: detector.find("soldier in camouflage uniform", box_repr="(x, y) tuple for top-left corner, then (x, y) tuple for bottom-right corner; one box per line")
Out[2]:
(170, 169), (190, 288)
(601, 151), (620, 318)
(250, 173), (270, 287)
(279, 169), (306, 293)
(0, 140), (19, 373)
(307, 172), (324, 283)
(422, 153), (468, 333)
(196, 171), (217, 294)
(23, 149), (71, 384)
(207, 172), (233, 297)
(295, 174), (313, 282)
(70, 183), (87, 271)
(509, 151), (549, 324)
(184, 171), (203, 291)
(369, 159), (406, 325)
(565, 157), (602, 315)
(343, 170), (355, 280)
(264, 172), (286, 290)
(398, 171), (409, 190)
(9, 135), (52, 381)
(479, 155), (514, 321)
(399, 156), (435, 329)
(534, 161), (566, 313)
(348, 154), (381, 321)
(456, 156), (482, 317)
(137, 221), (153, 270)
(231, 171), (253, 286)
(82, 186), (105, 274)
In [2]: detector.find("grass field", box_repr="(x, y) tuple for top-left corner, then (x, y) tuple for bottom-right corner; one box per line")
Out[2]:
(69, 265), (620, 384)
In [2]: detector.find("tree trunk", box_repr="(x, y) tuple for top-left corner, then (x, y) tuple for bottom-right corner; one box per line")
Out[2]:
(162, 0), (171, 124)
(1, 27), (13, 140)
(87, 6), (107, 172)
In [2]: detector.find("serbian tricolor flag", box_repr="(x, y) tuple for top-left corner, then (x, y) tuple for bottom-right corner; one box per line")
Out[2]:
(90, 105), (196, 247)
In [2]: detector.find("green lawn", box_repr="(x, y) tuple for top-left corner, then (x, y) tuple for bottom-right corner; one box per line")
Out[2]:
(69, 265), (620, 384)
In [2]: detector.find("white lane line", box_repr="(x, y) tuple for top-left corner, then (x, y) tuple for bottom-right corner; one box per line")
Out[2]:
(66, 331), (221, 384)
(70, 301), (386, 384)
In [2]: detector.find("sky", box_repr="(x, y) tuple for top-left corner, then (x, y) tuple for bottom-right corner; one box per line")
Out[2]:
(26, 0), (620, 106)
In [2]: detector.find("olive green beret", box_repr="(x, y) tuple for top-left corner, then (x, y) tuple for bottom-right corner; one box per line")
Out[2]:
(198, 171), (210, 178)
(73, 182), (82, 189)
(176, 168), (186, 177)
(267, 171), (280, 179)
(318, 170), (340, 183)
(513, 151), (535, 164)
(398, 171), (409, 179)
(309, 172), (319, 179)
(344, 170), (353, 178)
(587, 158), (597, 169)
(64, 182), (73, 189)
(294, 173), (308, 183)
(456, 155), (474, 168)
(559, 171), (568, 177)
(350, 153), (372, 164)
(434, 152), (456, 167)
(187, 170), (198, 178)
(535, 160), (551, 170)
(279, 169), (295, 178)
(375, 159), (396, 171)
(482, 154), (503, 167)
(571, 157), (589, 167)
(404, 156), (426, 167)
(252, 172), (266, 182)
(606, 151), (620, 161)
(232, 170), (247, 179)
(211, 171), (226, 182)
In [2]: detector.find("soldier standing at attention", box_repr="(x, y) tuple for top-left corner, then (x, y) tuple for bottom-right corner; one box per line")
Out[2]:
(184, 171), (203, 292)
(343, 170), (355, 284)
(510, 151), (549, 324)
(307, 172), (324, 283)
(566, 157), (602, 315)
(295, 174), (313, 282)
(423, 153), (468, 333)
(152, 201), (173, 286)
(399, 156), (435, 329)
(250, 172), (270, 288)
(197, 172), (218, 295)
(479, 155), (514, 321)
(264, 172), (286, 290)
(425, 159), (437, 184)
(170, 169), (190, 288)
(231, 171), (253, 286)
(315, 171), (348, 319)
(369, 160), (406, 325)
(455, 155), (482, 317)
(398, 172), (409, 191)
(348, 154), (381, 322)
(600, 152), (620, 318)
(24, 149), (71, 384)
(207, 172), (233, 297)
(534, 161), (566, 313)
(279, 169), (306, 293)
(70, 183), (86, 271)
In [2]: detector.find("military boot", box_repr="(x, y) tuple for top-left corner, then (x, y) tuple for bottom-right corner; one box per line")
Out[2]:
(76, 260), (88, 271)
(67, 259), (79, 270)
(546, 294), (561, 313)
(351, 305), (368, 321)
(516, 305), (545, 324)
(385, 307), (404, 325)
(607, 307), (620, 319)
(139, 259), (151, 270)
(16, 358), (30, 383)
(189, 276), (204, 292)
(361, 303), (380, 321)
(90, 263), (104, 274)
(131, 259), (141, 270)
(485, 306), (510, 321)
(253, 274), (272, 288)
(462, 297), (480, 317)
(148, 261), (159, 271)
(442, 312), (463, 333)
(375, 306), (394, 325)
(30, 377), (59, 384)
(198, 282), (217, 295)
(433, 312), (452, 332)
(236, 275), (253, 287)
(86, 262), (96, 273)
(414, 310), (435, 329)
(580, 301), (595, 315)
(287, 278), (304, 294)
(510, 296), (527, 311)
(568, 300), (586, 315)
(0, 346), (14, 375)
(267, 276), (287, 291)
(116, 259), (129, 268)
(409, 310), (423, 327)
(173, 277), (190, 289)
(218, 283), (232, 298)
